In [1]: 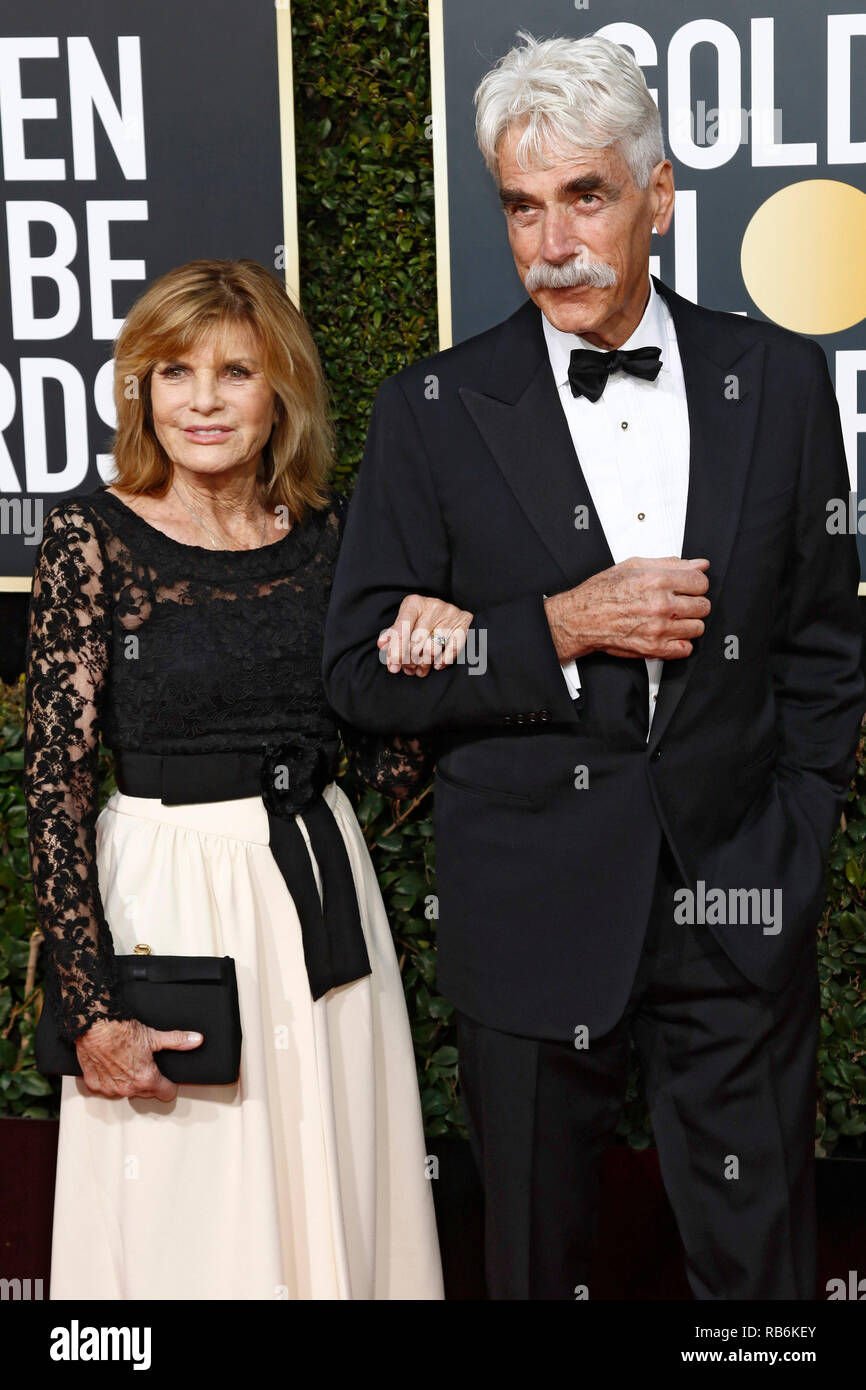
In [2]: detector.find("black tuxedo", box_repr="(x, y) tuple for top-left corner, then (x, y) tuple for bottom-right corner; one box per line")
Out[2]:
(323, 275), (865, 1040)
(323, 275), (864, 1298)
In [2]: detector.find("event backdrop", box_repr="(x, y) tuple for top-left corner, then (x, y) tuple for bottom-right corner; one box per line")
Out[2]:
(428, 0), (866, 583)
(0, 0), (297, 585)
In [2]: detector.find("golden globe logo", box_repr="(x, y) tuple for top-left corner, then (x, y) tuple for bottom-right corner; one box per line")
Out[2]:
(742, 181), (866, 333)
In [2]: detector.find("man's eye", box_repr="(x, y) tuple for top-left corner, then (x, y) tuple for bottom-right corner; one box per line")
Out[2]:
(578, 194), (599, 206)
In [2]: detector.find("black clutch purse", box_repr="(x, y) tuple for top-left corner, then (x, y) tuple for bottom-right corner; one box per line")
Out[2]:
(35, 946), (243, 1085)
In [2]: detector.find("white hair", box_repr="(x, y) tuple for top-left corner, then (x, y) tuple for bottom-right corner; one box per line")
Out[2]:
(474, 31), (665, 189)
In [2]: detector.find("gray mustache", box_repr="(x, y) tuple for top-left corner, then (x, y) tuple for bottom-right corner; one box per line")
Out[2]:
(525, 256), (618, 292)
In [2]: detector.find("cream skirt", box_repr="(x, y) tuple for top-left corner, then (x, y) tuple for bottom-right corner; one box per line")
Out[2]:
(49, 781), (444, 1300)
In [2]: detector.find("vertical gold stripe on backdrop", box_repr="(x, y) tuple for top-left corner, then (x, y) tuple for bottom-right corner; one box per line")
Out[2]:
(276, 3), (301, 307)
(428, 0), (452, 351)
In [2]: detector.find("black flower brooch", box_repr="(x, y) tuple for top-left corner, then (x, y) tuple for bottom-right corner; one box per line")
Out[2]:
(260, 735), (336, 818)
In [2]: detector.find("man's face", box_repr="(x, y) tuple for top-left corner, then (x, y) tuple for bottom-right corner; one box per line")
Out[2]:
(497, 126), (674, 345)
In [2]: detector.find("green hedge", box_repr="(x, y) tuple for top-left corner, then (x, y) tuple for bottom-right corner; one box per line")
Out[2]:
(291, 1), (461, 1134)
(0, 679), (47, 1117)
(292, 0), (437, 487)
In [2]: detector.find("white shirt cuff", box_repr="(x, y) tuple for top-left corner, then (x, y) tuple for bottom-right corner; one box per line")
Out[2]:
(542, 592), (582, 698)
(560, 659), (581, 697)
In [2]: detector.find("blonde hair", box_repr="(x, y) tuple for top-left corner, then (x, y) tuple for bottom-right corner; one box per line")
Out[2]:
(111, 259), (333, 521)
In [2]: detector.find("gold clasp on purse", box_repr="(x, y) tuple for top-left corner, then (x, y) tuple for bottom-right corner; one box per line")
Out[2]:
(133, 943), (152, 955)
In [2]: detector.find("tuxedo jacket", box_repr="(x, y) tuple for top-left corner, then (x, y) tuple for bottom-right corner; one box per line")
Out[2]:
(323, 274), (865, 1039)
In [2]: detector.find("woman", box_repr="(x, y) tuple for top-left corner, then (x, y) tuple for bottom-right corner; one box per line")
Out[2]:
(24, 258), (463, 1300)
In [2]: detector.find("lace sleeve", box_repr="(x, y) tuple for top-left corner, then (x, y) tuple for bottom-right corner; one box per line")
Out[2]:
(341, 725), (434, 801)
(24, 503), (134, 1045)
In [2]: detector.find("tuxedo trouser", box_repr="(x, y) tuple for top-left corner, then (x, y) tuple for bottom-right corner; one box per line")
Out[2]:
(456, 834), (820, 1300)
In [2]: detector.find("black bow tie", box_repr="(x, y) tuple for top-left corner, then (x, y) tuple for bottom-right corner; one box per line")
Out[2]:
(567, 344), (663, 403)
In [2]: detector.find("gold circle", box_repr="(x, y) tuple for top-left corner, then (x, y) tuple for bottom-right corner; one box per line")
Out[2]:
(741, 180), (866, 333)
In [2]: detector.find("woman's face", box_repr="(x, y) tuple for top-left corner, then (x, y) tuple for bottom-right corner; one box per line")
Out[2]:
(149, 322), (278, 479)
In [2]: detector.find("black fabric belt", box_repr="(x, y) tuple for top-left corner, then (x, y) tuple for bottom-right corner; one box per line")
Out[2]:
(113, 749), (371, 1000)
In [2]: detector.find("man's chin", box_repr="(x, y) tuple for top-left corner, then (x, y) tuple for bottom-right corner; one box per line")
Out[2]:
(531, 283), (607, 335)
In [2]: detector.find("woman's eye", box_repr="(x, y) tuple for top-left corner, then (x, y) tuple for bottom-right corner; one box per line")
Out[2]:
(225, 365), (251, 378)
(159, 365), (185, 378)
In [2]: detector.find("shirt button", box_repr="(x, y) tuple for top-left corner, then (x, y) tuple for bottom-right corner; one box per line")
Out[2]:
(652, 693), (657, 701)
(637, 512), (645, 521)
(621, 421), (628, 430)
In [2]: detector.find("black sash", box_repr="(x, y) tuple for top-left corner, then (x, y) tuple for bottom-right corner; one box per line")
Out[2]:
(113, 747), (371, 999)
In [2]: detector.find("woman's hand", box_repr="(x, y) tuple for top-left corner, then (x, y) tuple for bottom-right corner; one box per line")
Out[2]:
(378, 595), (474, 677)
(74, 1017), (204, 1102)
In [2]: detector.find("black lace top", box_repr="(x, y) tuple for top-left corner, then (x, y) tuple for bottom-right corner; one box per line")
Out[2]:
(24, 486), (431, 1045)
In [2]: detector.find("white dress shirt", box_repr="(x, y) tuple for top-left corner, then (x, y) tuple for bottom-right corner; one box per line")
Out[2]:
(541, 276), (690, 737)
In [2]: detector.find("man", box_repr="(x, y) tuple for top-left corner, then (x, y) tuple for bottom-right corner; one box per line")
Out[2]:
(322, 32), (865, 1299)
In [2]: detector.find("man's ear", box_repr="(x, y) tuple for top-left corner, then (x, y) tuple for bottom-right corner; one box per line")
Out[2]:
(650, 160), (675, 236)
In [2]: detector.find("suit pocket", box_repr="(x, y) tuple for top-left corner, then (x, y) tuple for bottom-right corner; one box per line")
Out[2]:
(434, 767), (534, 804)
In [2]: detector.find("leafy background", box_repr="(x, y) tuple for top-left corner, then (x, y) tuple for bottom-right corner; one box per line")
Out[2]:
(291, 2), (460, 1135)
(1, 0), (863, 1149)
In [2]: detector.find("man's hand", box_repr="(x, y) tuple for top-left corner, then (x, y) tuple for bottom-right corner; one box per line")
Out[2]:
(378, 595), (474, 677)
(75, 1017), (204, 1102)
(545, 557), (711, 663)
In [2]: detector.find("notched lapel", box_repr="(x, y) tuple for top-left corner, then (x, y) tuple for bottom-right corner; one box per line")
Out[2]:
(459, 362), (616, 591)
